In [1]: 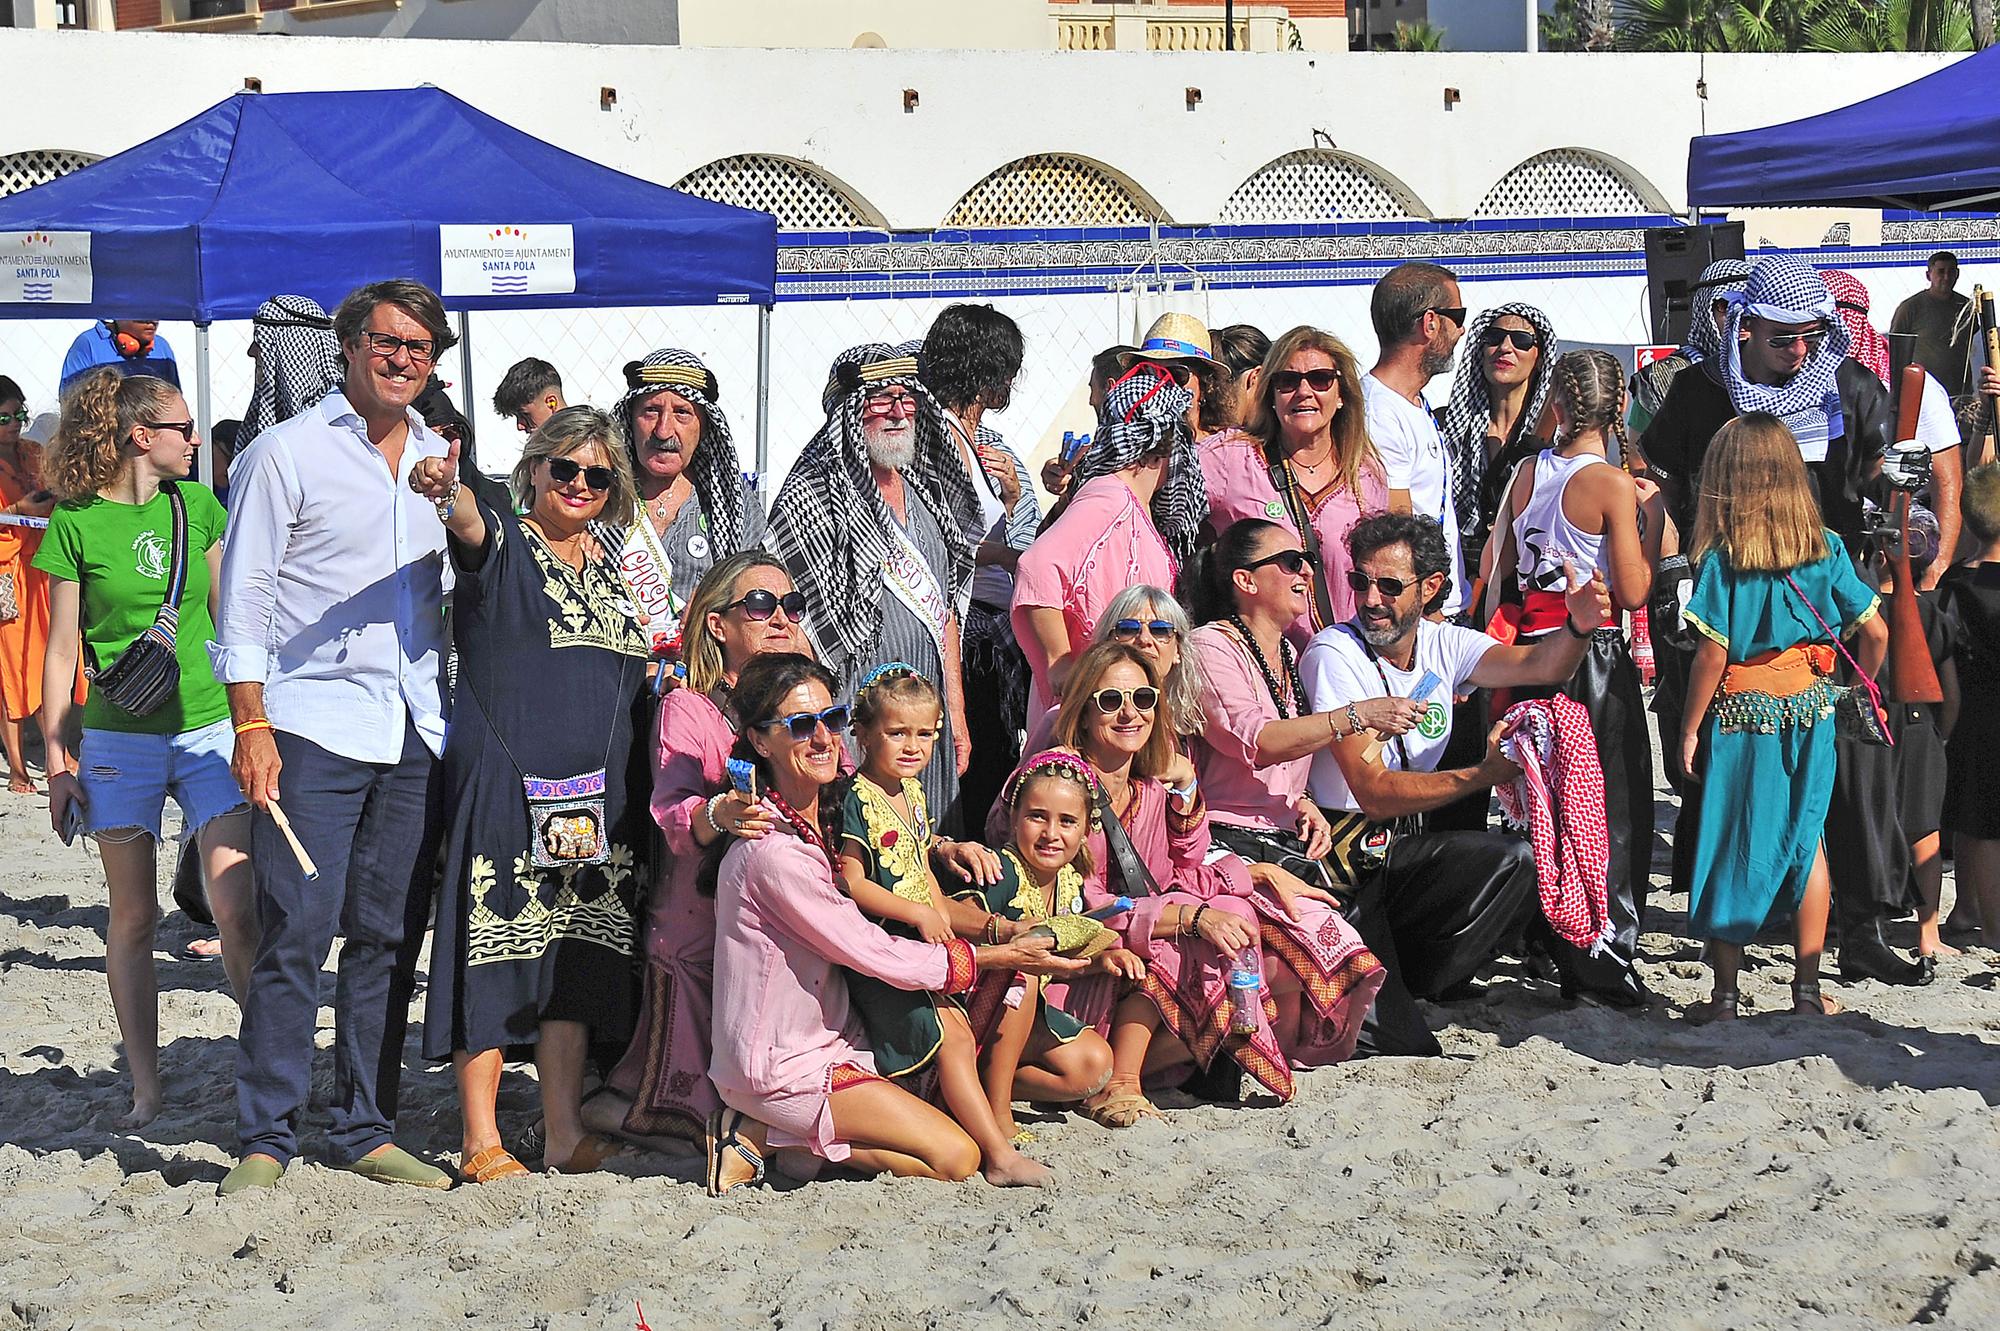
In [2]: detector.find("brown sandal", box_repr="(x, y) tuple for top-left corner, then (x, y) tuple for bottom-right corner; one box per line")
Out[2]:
(1081, 1091), (1165, 1129)
(458, 1145), (531, 1184)
(548, 1132), (625, 1175)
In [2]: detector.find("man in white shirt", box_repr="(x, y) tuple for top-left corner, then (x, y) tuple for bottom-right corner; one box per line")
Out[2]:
(213, 280), (459, 1196)
(1299, 514), (1631, 1054)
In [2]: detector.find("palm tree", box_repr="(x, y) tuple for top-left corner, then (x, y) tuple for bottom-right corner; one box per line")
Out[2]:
(1805, 0), (1972, 49)
(1615, 0), (1973, 51)
(1392, 19), (1446, 51)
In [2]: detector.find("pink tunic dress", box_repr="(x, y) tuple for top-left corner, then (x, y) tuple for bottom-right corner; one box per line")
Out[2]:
(711, 823), (976, 1161)
(1199, 428), (1389, 651)
(1012, 475), (1177, 718)
(1187, 624), (1385, 1071)
(606, 687), (734, 1139)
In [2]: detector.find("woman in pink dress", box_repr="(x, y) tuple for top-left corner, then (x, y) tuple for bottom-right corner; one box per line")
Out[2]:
(1200, 326), (1387, 651)
(703, 653), (1083, 1194)
(1013, 364), (1206, 716)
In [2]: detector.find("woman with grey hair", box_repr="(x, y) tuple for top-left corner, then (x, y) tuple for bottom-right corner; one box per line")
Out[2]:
(411, 406), (653, 1182)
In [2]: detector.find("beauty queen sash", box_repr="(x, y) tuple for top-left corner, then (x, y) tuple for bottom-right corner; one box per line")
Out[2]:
(881, 513), (951, 668)
(619, 517), (684, 654)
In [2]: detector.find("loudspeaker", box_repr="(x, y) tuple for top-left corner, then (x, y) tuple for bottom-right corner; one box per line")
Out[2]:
(1644, 222), (1746, 346)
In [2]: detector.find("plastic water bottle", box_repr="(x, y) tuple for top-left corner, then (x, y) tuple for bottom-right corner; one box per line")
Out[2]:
(1226, 945), (1262, 1035)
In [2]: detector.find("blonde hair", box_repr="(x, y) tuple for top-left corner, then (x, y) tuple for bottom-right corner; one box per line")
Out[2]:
(1690, 413), (1831, 573)
(1245, 325), (1382, 500)
(509, 405), (637, 528)
(684, 551), (793, 696)
(45, 369), (181, 501)
(1050, 642), (1175, 780)
(1965, 462), (2000, 546)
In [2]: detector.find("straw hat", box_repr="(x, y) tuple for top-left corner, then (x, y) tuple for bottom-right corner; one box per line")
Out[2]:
(1117, 312), (1222, 374)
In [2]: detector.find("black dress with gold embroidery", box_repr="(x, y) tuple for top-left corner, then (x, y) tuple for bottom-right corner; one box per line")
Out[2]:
(422, 497), (652, 1061)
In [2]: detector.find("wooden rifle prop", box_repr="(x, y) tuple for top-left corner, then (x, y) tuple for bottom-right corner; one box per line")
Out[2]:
(1884, 359), (1944, 704)
(1976, 286), (1999, 469)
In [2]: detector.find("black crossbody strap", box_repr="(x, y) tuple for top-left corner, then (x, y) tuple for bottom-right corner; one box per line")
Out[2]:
(151, 482), (189, 639)
(1267, 452), (1338, 632)
(1342, 622), (1415, 770)
(1094, 784), (1162, 898)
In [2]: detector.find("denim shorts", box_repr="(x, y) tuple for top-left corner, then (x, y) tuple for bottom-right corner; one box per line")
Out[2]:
(78, 717), (249, 841)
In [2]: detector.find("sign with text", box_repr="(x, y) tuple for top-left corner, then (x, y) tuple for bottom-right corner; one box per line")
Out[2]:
(439, 224), (576, 298)
(2, 231), (92, 304)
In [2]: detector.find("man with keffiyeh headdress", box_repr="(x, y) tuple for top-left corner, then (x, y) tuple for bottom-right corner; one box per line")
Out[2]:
(1013, 362), (1208, 719)
(614, 347), (766, 652)
(241, 295), (344, 450)
(767, 342), (984, 827)
(1628, 259), (1749, 438)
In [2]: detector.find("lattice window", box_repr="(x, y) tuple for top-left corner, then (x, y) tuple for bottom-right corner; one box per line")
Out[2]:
(1473, 149), (1657, 220)
(671, 155), (873, 231)
(945, 154), (1159, 228)
(0, 149), (101, 197)
(1220, 150), (1421, 224)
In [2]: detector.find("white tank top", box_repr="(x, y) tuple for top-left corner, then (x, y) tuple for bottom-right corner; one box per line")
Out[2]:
(1512, 448), (1611, 595)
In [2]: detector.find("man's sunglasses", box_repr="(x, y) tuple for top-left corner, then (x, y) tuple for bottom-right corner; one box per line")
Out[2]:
(1267, 368), (1340, 394)
(1109, 618), (1177, 641)
(542, 456), (616, 491)
(1757, 328), (1829, 351)
(142, 420), (196, 440)
(0, 409), (31, 426)
(1090, 685), (1159, 715)
(1347, 570), (1415, 598)
(1241, 549), (1317, 576)
(759, 704), (850, 741)
(1428, 307), (1468, 328)
(724, 589), (807, 622)
(1480, 328), (1538, 352)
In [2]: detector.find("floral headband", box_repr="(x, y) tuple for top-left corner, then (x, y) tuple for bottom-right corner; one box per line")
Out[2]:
(1004, 750), (1103, 825)
(856, 660), (926, 695)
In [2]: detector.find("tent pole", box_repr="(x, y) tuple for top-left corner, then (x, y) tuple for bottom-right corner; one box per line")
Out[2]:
(755, 302), (773, 481)
(457, 310), (476, 426)
(194, 321), (214, 489)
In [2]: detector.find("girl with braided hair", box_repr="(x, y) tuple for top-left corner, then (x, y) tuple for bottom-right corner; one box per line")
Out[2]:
(1481, 349), (1664, 1009)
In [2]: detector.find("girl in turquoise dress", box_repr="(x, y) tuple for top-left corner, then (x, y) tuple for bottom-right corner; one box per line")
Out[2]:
(1678, 415), (1887, 1021)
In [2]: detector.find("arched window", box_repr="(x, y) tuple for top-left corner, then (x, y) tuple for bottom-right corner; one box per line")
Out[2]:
(1219, 150), (1425, 224)
(1472, 148), (1664, 220)
(671, 155), (880, 231)
(0, 149), (101, 197)
(944, 154), (1163, 228)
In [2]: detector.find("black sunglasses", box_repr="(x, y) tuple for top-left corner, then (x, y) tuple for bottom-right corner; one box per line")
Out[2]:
(1241, 549), (1317, 576)
(1429, 307), (1467, 328)
(542, 456), (616, 491)
(724, 589), (807, 622)
(142, 419), (196, 440)
(1267, 368), (1340, 395)
(1090, 685), (1159, 715)
(1347, 570), (1414, 599)
(760, 704), (850, 741)
(1480, 328), (1538, 352)
(1109, 618), (1177, 641)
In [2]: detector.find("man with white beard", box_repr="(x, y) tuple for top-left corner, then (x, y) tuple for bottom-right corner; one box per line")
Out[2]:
(766, 342), (986, 831)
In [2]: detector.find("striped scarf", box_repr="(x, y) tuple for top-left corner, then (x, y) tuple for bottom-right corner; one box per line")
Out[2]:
(616, 347), (749, 558)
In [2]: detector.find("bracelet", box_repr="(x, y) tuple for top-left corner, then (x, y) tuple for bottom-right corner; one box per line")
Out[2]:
(983, 913), (1001, 944)
(1189, 905), (1210, 938)
(233, 719), (273, 735)
(703, 792), (728, 838)
(1346, 702), (1364, 736)
(435, 483), (457, 524)
(1563, 615), (1591, 639)
(1165, 775), (1198, 802)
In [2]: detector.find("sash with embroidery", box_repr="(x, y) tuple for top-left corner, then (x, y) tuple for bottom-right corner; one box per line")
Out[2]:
(881, 511), (950, 668)
(618, 516), (684, 654)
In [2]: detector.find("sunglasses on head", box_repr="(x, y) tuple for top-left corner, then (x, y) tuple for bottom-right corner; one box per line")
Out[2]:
(542, 455), (615, 491)
(1241, 549), (1317, 576)
(760, 704), (850, 741)
(1090, 685), (1159, 715)
(725, 589), (807, 621)
(1347, 570), (1414, 598)
(1267, 368), (1340, 395)
(1109, 617), (1177, 641)
(1480, 328), (1538, 352)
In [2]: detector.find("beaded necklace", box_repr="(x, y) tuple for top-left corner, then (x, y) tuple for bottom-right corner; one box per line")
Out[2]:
(766, 785), (830, 862)
(1226, 613), (1305, 719)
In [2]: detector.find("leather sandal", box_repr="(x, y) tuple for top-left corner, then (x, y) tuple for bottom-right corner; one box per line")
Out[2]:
(1081, 1091), (1165, 1129)
(458, 1145), (531, 1184)
(548, 1133), (625, 1175)
(1691, 990), (1741, 1024)
(1791, 980), (1841, 1016)
(704, 1109), (766, 1197)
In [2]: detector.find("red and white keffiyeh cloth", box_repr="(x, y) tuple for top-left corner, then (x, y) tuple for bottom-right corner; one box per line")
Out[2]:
(1493, 696), (1612, 955)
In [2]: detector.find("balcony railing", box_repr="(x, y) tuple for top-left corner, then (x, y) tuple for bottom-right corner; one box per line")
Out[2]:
(1052, 4), (1294, 52)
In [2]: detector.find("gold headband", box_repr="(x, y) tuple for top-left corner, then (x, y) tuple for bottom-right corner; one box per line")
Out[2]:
(637, 364), (708, 392)
(859, 356), (919, 384)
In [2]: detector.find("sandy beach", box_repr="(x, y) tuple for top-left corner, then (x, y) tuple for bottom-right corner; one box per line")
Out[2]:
(4, 764), (2000, 1331)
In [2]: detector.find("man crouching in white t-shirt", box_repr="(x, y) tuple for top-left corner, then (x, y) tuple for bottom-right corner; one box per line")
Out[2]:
(1299, 513), (1622, 1055)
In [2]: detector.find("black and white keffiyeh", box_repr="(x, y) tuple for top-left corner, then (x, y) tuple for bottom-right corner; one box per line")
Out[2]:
(616, 347), (750, 558)
(1074, 364), (1207, 564)
(1719, 256), (1851, 457)
(766, 341), (982, 680)
(1438, 302), (1557, 539)
(241, 295), (342, 447)
(1681, 258), (1752, 366)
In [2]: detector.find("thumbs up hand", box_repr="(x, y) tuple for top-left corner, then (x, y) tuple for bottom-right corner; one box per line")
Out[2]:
(410, 439), (460, 502)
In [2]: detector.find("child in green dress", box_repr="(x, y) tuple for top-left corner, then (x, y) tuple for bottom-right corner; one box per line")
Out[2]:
(836, 663), (1052, 1187)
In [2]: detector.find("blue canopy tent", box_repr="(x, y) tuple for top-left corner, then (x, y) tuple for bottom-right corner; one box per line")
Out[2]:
(1687, 48), (2000, 211)
(0, 86), (779, 468)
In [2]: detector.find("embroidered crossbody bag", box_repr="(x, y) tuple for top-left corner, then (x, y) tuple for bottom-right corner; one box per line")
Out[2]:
(87, 483), (187, 718)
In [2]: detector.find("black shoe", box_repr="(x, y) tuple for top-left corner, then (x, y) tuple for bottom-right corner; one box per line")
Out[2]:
(1837, 922), (1926, 986)
(1177, 1055), (1244, 1104)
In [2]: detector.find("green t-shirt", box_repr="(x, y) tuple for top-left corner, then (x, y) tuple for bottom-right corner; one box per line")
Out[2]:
(33, 482), (231, 736)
